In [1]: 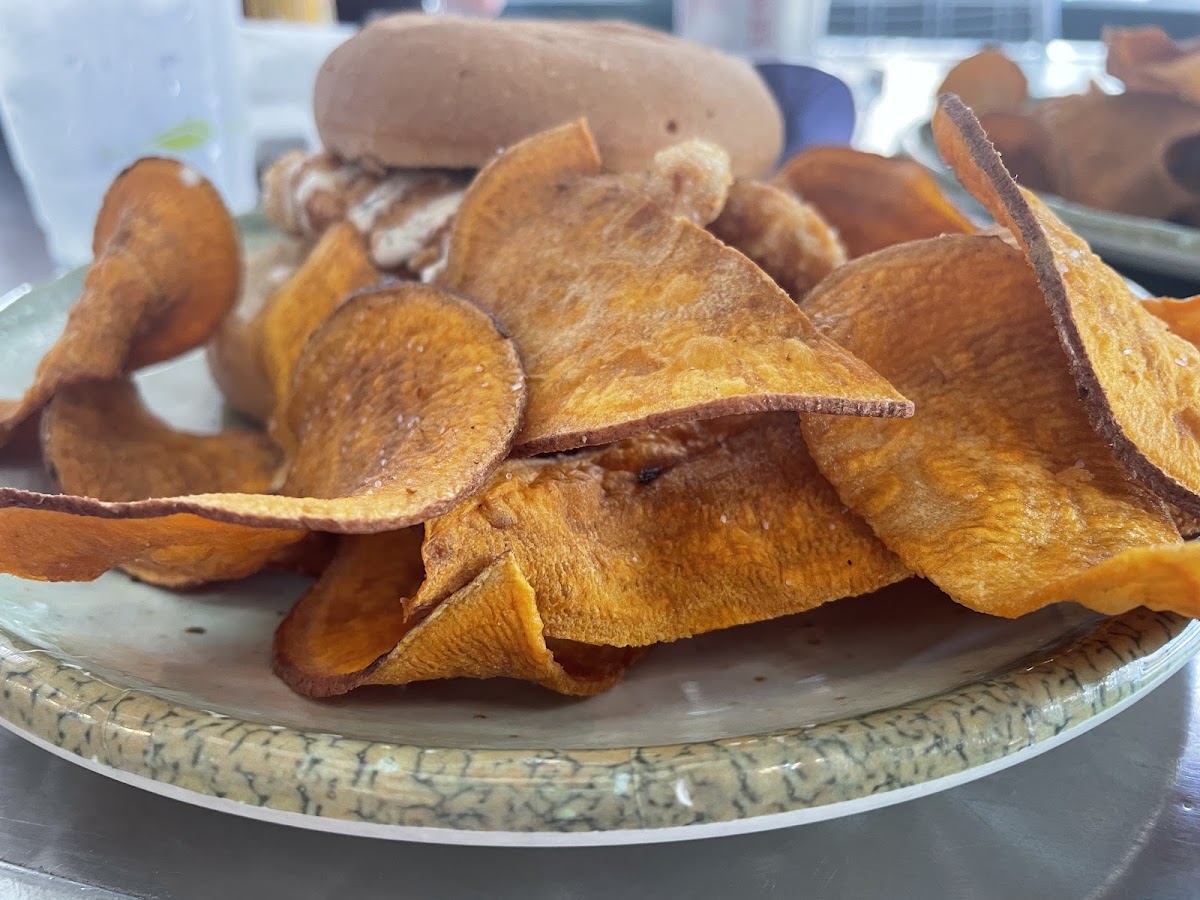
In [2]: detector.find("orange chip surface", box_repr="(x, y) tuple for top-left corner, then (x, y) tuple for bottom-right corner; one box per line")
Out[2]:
(440, 120), (912, 455)
(206, 237), (310, 423)
(1144, 295), (1200, 346)
(256, 223), (380, 443)
(274, 530), (641, 697)
(709, 179), (847, 301)
(800, 234), (1197, 619)
(414, 413), (910, 646)
(937, 47), (1029, 116)
(935, 94), (1200, 516)
(44, 380), (283, 501)
(0, 158), (240, 447)
(275, 412), (908, 696)
(0, 505), (303, 588)
(772, 146), (974, 257)
(0, 282), (525, 584)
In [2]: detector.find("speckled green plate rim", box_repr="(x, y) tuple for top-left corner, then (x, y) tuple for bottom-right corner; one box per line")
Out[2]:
(899, 120), (1200, 282)
(0, 608), (1194, 847)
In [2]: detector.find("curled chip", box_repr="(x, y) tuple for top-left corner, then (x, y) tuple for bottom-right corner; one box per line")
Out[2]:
(935, 94), (1200, 516)
(440, 119), (912, 455)
(1105, 26), (1200, 106)
(274, 412), (909, 697)
(936, 47), (1029, 116)
(800, 234), (1198, 619)
(206, 237), (310, 424)
(45, 380), (283, 502)
(0, 282), (526, 584)
(0, 158), (240, 447)
(255, 223), (379, 443)
(274, 531), (642, 697)
(976, 112), (1056, 194)
(710, 179), (847, 302)
(772, 146), (973, 257)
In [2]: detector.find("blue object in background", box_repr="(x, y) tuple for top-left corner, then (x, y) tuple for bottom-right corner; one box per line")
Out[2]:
(755, 63), (856, 161)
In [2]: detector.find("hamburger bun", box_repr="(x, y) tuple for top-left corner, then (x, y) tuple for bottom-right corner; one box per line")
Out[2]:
(314, 15), (783, 177)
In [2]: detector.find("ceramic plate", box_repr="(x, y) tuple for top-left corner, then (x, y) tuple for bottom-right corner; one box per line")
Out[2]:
(900, 120), (1200, 283)
(0, 234), (1198, 846)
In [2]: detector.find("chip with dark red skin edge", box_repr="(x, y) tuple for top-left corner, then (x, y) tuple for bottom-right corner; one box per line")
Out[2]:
(934, 93), (1200, 517)
(0, 282), (526, 585)
(440, 119), (912, 456)
(0, 158), (241, 447)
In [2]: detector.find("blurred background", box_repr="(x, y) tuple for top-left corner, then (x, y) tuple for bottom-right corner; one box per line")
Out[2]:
(0, 0), (1197, 279)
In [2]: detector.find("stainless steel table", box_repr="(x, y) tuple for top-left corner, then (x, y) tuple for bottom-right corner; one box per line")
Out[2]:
(2, 61), (1200, 900)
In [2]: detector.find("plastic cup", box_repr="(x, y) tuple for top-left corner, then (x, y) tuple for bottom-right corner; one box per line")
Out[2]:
(0, 0), (256, 269)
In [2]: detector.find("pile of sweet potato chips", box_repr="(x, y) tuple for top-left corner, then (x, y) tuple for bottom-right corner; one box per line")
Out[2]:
(3, 100), (1200, 699)
(937, 28), (1200, 223)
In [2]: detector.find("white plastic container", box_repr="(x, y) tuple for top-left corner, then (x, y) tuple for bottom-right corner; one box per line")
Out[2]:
(0, 0), (256, 268)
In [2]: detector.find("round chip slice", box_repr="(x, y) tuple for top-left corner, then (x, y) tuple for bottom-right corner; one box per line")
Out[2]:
(710, 179), (847, 301)
(0, 283), (526, 584)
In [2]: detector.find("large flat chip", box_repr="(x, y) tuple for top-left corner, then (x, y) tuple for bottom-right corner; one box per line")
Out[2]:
(439, 119), (912, 455)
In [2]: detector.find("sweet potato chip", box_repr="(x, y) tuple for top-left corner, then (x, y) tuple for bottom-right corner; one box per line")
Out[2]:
(936, 47), (1029, 116)
(1146, 292), (1200, 536)
(976, 112), (1057, 194)
(1031, 89), (1200, 221)
(0, 507), (303, 588)
(275, 412), (908, 696)
(800, 234), (1197, 619)
(1145, 294), (1200, 344)
(935, 94), (1200, 516)
(0, 158), (240, 447)
(257, 223), (380, 440)
(440, 120), (911, 455)
(274, 531), (640, 697)
(44, 380), (282, 501)
(1106, 26), (1200, 106)
(709, 179), (847, 301)
(206, 237), (310, 424)
(414, 413), (909, 646)
(0, 283), (525, 583)
(772, 146), (974, 257)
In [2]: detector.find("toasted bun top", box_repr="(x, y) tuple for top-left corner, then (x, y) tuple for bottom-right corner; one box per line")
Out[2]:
(313, 15), (784, 177)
